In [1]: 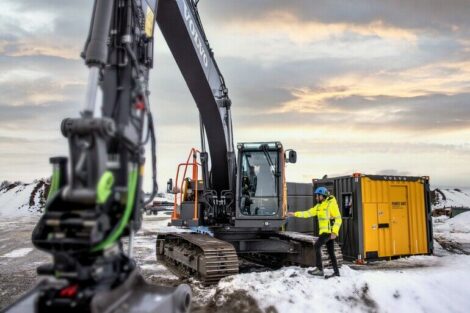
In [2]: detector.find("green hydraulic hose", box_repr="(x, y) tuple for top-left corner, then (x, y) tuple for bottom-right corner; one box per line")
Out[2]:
(91, 168), (138, 252)
(47, 169), (61, 200)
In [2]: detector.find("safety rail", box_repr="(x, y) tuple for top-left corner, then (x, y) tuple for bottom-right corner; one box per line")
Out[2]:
(172, 148), (202, 222)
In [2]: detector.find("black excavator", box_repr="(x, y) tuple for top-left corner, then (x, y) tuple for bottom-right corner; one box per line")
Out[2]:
(154, 0), (343, 284)
(3, 0), (341, 312)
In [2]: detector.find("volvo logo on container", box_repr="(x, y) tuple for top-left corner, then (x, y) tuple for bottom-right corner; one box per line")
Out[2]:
(183, 2), (208, 67)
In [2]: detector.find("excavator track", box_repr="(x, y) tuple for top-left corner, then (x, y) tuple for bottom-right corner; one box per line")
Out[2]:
(156, 233), (239, 285)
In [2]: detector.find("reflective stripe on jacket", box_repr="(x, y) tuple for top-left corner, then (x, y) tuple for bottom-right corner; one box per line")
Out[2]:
(294, 196), (342, 235)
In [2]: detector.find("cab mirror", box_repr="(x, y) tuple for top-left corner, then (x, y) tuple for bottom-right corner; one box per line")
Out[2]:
(286, 150), (297, 163)
(167, 178), (173, 194)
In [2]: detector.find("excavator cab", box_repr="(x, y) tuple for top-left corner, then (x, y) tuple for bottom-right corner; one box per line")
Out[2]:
(169, 142), (296, 229)
(235, 142), (295, 229)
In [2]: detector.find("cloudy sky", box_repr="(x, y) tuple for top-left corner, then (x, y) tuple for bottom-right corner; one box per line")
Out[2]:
(0, 0), (469, 189)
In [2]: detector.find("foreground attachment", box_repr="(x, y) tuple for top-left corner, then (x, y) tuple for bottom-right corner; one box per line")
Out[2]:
(6, 0), (193, 311)
(3, 270), (191, 313)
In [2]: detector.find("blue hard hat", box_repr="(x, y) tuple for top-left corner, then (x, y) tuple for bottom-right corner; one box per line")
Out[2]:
(314, 186), (329, 196)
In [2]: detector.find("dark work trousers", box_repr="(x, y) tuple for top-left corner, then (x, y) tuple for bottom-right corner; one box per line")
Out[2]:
(314, 233), (340, 275)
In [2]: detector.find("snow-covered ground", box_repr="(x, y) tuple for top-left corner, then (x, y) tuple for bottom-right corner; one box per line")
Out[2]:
(212, 254), (470, 313)
(141, 214), (470, 313)
(1, 181), (470, 312)
(140, 211), (190, 234)
(0, 247), (34, 258)
(433, 212), (470, 255)
(140, 211), (470, 313)
(434, 212), (470, 234)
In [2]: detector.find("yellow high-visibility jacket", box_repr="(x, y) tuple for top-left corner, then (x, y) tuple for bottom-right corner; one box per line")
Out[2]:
(294, 196), (342, 235)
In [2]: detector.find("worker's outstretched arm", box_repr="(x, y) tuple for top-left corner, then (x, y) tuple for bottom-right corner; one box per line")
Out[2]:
(292, 205), (318, 218)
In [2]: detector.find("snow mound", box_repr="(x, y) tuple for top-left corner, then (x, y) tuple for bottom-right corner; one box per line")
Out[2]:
(433, 188), (470, 209)
(432, 215), (449, 224)
(0, 179), (49, 218)
(216, 255), (470, 313)
(434, 212), (470, 254)
(435, 211), (470, 234)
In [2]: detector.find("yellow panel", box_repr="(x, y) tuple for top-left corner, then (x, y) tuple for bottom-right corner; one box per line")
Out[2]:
(360, 176), (429, 258)
(363, 178), (373, 203)
(390, 186), (410, 255)
(362, 178), (370, 202)
(377, 203), (392, 257)
(377, 202), (390, 224)
(369, 180), (376, 202)
(363, 203), (379, 254)
(408, 182), (428, 254)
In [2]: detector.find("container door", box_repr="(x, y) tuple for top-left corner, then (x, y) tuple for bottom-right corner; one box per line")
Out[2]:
(363, 203), (379, 258)
(390, 186), (410, 255)
(377, 203), (392, 257)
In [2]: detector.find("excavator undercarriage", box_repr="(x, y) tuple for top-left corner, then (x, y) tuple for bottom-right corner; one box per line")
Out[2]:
(156, 231), (343, 284)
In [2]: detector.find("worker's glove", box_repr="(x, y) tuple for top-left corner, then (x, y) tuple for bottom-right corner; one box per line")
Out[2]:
(330, 233), (337, 240)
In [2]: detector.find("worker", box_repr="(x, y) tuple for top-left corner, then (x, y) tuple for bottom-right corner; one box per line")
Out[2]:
(287, 186), (342, 277)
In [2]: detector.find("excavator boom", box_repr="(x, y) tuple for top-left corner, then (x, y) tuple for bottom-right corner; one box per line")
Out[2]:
(156, 0), (235, 194)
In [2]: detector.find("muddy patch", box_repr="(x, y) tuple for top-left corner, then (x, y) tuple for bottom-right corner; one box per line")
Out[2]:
(192, 289), (268, 313)
(434, 236), (470, 255)
(335, 283), (378, 313)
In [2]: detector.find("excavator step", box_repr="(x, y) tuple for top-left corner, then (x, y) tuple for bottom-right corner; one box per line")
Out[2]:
(275, 231), (344, 269)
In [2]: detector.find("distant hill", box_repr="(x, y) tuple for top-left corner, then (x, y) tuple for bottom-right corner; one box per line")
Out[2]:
(0, 179), (50, 217)
(432, 188), (470, 209)
(1, 179), (469, 217)
(0, 179), (174, 217)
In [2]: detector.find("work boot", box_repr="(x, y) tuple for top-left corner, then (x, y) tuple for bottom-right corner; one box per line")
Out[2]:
(324, 272), (340, 279)
(307, 268), (324, 276)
